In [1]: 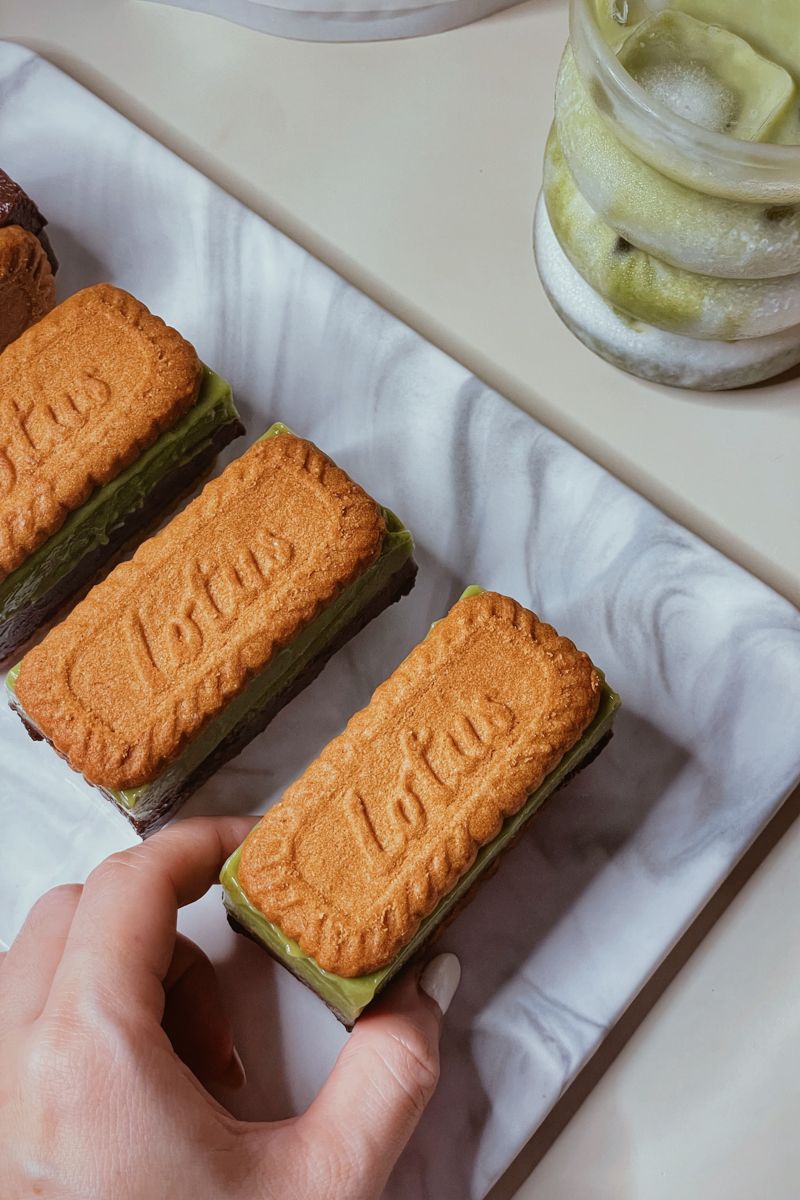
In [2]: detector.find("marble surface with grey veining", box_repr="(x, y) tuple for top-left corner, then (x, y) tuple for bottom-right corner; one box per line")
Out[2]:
(1, 41), (800, 1199)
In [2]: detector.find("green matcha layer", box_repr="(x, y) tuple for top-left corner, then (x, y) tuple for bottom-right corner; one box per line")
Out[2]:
(0, 367), (242, 659)
(221, 596), (620, 1027)
(7, 425), (416, 835)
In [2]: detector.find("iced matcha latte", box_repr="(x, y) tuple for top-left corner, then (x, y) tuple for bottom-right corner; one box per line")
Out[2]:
(535, 0), (800, 389)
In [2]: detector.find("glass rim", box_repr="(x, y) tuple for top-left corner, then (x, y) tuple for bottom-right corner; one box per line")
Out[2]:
(570, 0), (800, 182)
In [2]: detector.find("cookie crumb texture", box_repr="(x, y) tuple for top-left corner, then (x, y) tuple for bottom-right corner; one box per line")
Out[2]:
(16, 434), (385, 791)
(0, 284), (202, 581)
(240, 590), (601, 977)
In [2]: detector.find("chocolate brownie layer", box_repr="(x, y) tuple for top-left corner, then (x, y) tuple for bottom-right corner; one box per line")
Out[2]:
(0, 415), (244, 661)
(227, 727), (613, 1028)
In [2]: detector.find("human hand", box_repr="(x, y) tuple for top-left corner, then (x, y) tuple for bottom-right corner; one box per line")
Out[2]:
(0, 817), (461, 1200)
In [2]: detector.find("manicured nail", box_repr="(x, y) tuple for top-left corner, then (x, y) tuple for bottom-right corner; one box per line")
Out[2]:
(419, 953), (461, 1016)
(220, 1045), (247, 1089)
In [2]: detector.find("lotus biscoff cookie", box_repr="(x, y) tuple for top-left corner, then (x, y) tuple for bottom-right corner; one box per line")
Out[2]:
(222, 588), (619, 1026)
(0, 283), (243, 659)
(9, 427), (417, 835)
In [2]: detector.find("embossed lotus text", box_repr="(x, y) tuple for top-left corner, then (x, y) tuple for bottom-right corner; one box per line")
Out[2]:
(346, 693), (516, 864)
(2, 373), (112, 482)
(125, 532), (294, 687)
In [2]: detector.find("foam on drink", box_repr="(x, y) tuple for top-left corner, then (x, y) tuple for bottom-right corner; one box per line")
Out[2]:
(636, 61), (736, 131)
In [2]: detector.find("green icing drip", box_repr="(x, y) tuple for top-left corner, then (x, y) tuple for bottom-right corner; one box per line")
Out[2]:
(221, 592), (620, 1026)
(0, 368), (238, 624)
(456, 584), (484, 601)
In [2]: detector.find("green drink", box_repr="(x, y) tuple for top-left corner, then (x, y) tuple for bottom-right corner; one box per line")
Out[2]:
(534, 0), (800, 390)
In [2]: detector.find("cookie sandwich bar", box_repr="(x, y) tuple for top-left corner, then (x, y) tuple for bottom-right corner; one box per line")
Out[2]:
(0, 284), (243, 659)
(222, 587), (619, 1026)
(8, 427), (416, 835)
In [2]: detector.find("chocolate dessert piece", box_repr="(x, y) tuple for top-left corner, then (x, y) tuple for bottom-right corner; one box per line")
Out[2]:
(0, 225), (55, 353)
(9, 428), (417, 836)
(0, 167), (59, 273)
(222, 588), (619, 1026)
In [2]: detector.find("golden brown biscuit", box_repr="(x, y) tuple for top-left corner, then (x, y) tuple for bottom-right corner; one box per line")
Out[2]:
(0, 283), (202, 583)
(16, 433), (386, 791)
(0, 225), (55, 353)
(237, 589), (602, 977)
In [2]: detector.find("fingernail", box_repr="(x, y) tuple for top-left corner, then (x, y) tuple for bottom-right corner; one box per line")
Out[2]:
(220, 1045), (247, 1089)
(419, 953), (461, 1016)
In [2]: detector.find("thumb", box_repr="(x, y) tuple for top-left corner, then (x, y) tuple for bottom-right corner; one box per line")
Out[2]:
(304, 953), (461, 1199)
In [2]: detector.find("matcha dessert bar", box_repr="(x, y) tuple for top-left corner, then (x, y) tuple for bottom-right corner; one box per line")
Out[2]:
(8, 426), (417, 835)
(222, 587), (619, 1027)
(0, 283), (243, 659)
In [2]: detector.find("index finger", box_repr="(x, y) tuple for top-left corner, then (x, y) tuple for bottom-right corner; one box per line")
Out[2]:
(49, 816), (256, 1022)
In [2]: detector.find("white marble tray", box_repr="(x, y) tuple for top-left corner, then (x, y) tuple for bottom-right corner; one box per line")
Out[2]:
(1, 41), (800, 1199)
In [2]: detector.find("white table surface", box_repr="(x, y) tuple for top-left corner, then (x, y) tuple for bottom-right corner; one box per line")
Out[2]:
(2, 2), (799, 1197)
